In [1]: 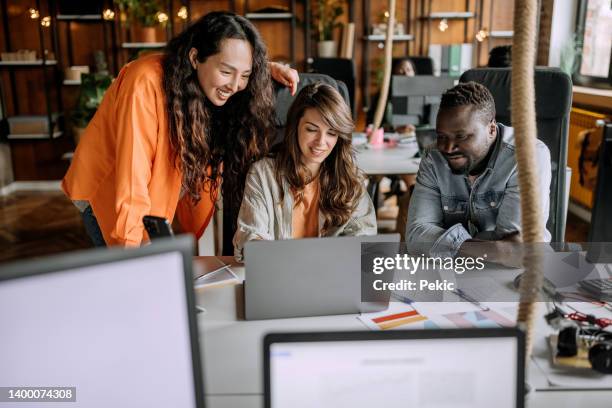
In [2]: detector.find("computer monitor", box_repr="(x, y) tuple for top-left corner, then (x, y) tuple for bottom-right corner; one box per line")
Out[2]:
(264, 329), (524, 408)
(390, 75), (456, 128)
(0, 236), (204, 408)
(587, 123), (612, 263)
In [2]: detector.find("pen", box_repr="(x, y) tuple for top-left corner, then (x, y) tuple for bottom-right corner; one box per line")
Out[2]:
(453, 289), (490, 312)
(194, 264), (232, 281)
(391, 292), (413, 304)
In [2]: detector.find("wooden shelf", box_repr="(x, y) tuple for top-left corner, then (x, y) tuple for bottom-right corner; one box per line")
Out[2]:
(121, 42), (166, 49)
(573, 86), (612, 112)
(0, 60), (58, 67)
(422, 12), (475, 19)
(245, 12), (293, 20)
(56, 14), (102, 21)
(7, 131), (63, 140)
(364, 34), (414, 42)
(490, 30), (514, 38)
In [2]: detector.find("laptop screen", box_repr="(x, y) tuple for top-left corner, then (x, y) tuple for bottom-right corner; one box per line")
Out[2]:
(266, 331), (521, 408)
(0, 240), (203, 408)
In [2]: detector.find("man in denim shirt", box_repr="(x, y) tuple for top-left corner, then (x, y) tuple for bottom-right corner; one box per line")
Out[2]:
(406, 82), (551, 258)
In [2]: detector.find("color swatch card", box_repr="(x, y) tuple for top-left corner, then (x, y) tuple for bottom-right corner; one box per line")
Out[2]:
(358, 303), (437, 331)
(359, 302), (517, 331)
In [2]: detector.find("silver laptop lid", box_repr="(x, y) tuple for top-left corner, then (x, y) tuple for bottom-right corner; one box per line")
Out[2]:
(244, 234), (400, 320)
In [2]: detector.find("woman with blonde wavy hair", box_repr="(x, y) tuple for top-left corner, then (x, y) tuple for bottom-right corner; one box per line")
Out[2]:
(233, 82), (377, 261)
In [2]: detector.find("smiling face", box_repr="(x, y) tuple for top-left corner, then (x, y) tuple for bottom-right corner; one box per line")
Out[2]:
(297, 108), (340, 175)
(436, 105), (497, 175)
(189, 38), (253, 106)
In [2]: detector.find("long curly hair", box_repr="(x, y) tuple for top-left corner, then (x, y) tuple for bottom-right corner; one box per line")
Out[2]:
(274, 83), (364, 233)
(162, 12), (274, 207)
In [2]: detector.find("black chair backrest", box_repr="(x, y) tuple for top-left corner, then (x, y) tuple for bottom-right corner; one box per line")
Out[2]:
(310, 58), (356, 118)
(460, 67), (572, 242)
(271, 73), (350, 146)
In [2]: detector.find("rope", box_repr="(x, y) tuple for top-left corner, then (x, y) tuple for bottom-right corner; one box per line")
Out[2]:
(512, 0), (545, 359)
(372, 0), (396, 130)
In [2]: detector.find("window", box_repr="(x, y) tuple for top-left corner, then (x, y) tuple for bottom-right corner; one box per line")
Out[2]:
(574, 0), (612, 89)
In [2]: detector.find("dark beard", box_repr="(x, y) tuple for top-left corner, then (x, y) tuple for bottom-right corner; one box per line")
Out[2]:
(448, 156), (473, 175)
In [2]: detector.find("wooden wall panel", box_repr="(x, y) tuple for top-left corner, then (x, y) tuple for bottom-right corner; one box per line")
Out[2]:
(190, 0), (235, 20)
(57, 22), (110, 67)
(488, 0), (514, 30)
(10, 137), (72, 180)
(0, 69), (61, 116)
(1, 2), (52, 52)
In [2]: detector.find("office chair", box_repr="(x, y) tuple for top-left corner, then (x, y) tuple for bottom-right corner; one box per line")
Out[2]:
(460, 68), (572, 242)
(221, 74), (350, 255)
(392, 56), (435, 76)
(310, 58), (356, 118)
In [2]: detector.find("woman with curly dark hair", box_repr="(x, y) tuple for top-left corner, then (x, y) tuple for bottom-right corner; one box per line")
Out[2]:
(62, 12), (298, 248)
(233, 83), (377, 261)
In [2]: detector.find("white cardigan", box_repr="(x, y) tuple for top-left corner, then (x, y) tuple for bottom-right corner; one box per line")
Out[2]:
(233, 157), (378, 261)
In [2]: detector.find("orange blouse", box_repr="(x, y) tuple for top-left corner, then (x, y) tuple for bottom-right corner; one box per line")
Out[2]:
(62, 54), (215, 247)
(291, 179), (320, 238)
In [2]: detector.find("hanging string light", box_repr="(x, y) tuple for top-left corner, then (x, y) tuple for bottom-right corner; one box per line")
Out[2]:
(40, 16), (51, 27)
(156, 12), (169, 24)
(102, 9), (115, 21)
(29, 8), (40, 19)
(438, 18), (448, 32)
(177, 6), (188, 20)
(476, 28), (489, 42)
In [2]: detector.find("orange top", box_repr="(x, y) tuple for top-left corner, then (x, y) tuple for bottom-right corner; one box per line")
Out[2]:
(292, 179), (320, 238)
(62, 54), (215, 247)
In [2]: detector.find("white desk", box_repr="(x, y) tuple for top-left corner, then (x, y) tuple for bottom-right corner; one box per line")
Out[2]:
(195, 257), (612, 408)
(354, 143), (421, 175)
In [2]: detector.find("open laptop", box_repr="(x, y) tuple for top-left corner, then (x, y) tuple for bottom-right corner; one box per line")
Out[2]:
(264, 328), (525, 408)
(244, 234), (400, 320)
(0, 236), (205, 408)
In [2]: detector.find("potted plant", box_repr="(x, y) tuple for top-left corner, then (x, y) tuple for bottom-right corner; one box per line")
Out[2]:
(114, 0), (165, 43)
(313, 0), (345, 58)
(71, 73), (113, 145)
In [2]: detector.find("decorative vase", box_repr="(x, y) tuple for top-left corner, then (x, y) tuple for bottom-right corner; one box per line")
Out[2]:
(317, 41), (338, 58)
(131, 26), (158, 43)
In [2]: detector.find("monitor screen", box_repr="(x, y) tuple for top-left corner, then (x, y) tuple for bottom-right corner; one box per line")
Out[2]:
(268, 334), (519, 408)
(390, 75), (456, 127)
(0, 243), (203, 407)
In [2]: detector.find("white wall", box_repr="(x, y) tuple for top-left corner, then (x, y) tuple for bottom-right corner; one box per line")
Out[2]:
(548, 0), (579, 68)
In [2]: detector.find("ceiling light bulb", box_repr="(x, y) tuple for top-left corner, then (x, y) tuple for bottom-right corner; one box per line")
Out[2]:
(157, 12), (169, 23)
(102, 9), (115, 20)
(41, 16), (51, 27)
(439, 18), (448, 32)
(476, 29), (489, 42)
(177, 6), (188, 20)
(29, 8), (39, 19)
